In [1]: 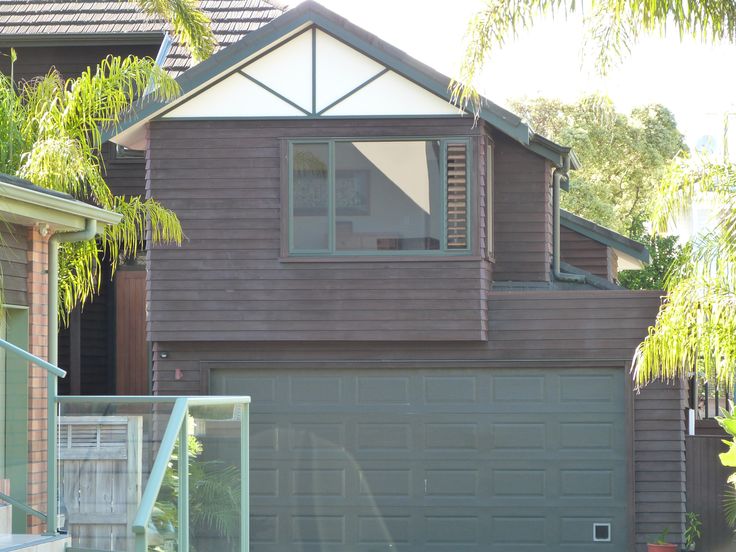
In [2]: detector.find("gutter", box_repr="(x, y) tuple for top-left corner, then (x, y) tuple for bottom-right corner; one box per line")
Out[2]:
(552, 154), (586, 284)
(46, 219), (98, 534)
(0, 180), (122, 226)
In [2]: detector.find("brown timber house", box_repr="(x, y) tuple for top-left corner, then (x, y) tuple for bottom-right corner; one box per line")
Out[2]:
(0, 1), (687, 551)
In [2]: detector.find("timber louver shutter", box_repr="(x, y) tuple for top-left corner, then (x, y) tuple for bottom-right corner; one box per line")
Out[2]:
(446, 143), (468, 249)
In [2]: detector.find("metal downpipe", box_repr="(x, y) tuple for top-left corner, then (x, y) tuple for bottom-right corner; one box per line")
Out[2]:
(46, 218), (98, 534)
(552, 155), (585, 284)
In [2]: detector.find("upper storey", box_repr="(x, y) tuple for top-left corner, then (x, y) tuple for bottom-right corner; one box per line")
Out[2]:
(103, 1), (587, 343)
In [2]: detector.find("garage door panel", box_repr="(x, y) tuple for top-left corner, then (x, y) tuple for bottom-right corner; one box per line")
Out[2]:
(250, 508), (627, 551)
(212, 367), (628, 551)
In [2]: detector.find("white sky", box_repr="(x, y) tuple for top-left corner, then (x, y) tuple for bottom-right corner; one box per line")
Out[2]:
(288, 0), (736, 154)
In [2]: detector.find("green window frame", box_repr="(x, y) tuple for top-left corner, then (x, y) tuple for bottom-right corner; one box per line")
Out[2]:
(287, 137), (473, 257)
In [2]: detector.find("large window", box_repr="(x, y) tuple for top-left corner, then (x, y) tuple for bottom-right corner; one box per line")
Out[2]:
(288, 138), (471, 255)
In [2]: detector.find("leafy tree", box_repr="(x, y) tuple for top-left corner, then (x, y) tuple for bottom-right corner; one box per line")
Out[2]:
(0, 55), (183, 321)
(510, 95), (686, 238)
(632, 152), (736, 386)
(617, 234), (682, 290)
(451, 0), (736, 110)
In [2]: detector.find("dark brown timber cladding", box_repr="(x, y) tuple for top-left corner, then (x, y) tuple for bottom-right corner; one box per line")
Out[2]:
(635, 380), (686, 551)
(103, 141), (147, 198)
(1, 224), (29, 306)
(560, 226), (611, 279)
(149, 290), (680, 549)
(492, 132), (552, 282)
(146, 118), (490, 342)
(0, 44), (159, 82)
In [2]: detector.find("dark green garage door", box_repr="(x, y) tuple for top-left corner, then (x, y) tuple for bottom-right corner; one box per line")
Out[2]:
(211, 367), (628, 551)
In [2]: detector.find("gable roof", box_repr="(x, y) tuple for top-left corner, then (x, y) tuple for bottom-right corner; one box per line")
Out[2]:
(104, 0), (579, 169)
(560, 209), (650, 265)
(0, 0), (285, 77)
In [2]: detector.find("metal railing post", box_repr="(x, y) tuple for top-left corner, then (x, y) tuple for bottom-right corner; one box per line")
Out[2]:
(241, 402), (249, 552)
(135, 531), (147, 552)
(178, 413), (189, 552)
(46, 373), (57, 535)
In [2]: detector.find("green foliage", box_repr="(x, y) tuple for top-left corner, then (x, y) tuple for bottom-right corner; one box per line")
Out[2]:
(618, 235), (682, 290)
(717, 407), (736, 528)
(452, 0), (736, 111)
(633, 152), (736, 387)
(135, 0), (217, 62)
(509, 96), (687, 239)
(152, 433), (241, 552)
(0, 54), (183, 322)
(652, 527), (670, 545)
(684, 512), (702, 550)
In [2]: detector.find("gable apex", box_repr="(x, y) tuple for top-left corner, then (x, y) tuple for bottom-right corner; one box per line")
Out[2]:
(160, 25), (461, 121)
(107, 0), (575, 168)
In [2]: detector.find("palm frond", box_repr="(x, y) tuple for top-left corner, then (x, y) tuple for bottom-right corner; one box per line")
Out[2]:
(725, 484), (736, 528)
(1, 53), (183, 322)
(134, 0), (217, 61)
(455, 0), (736, 115)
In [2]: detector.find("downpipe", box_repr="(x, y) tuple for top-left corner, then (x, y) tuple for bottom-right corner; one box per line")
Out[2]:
(552, 154), (585, 284)
(46, 218), (98, 534)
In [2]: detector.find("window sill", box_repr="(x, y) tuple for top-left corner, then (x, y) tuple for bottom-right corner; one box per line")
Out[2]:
(280, 255), (483, 263)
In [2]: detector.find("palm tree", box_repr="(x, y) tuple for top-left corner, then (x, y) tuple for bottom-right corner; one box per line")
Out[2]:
(133, 0), (216, 62)
(452, 1), (736, 112)
(0, 54), (183, 321)
(632, 154), (736, 387)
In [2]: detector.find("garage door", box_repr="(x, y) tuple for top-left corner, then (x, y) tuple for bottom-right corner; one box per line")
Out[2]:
(211, 367), (628, 551)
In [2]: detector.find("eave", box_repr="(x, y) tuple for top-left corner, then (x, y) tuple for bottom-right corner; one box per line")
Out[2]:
(0, 32), (165, 47)
(0, 175), (122, 232)
(560, 209), (650, 266)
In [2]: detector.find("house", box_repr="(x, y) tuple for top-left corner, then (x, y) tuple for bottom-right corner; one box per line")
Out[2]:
(0, 173), (120, 550)
(0, 0), (285, 396)
(0, 1), (684, 551)
(0, 173), (250, 552)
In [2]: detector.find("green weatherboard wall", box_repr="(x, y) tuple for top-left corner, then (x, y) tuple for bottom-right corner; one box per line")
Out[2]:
(212, 366), (627, 551)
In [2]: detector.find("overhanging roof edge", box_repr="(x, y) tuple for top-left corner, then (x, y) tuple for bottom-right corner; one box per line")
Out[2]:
(560, 209), (650, 263)
(104, 0), (575, 166)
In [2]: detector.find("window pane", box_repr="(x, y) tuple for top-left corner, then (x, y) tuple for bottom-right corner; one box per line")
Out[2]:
(334, 141), (442, 252)
(292, 143), (330, 251)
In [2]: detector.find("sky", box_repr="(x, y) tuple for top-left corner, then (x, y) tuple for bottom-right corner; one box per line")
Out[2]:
(288, 0), (736, 155)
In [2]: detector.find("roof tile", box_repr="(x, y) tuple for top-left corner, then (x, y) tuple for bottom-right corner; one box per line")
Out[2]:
(0, 0), (284, 75)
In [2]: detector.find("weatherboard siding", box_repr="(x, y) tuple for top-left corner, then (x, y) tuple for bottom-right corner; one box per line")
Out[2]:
(148, 290), (663, 394)
(1, 224), (28, 307)
(492, 132), (552, 282)
(103, 142), (147, 198)
(146, 118), (490, 342)
(149, 290), (675, 550)
(634, 380), (687, 551)
(560, 225), (611, 279)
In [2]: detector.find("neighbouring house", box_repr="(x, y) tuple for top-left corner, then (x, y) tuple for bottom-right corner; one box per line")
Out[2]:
(0, 173), (120, 550)
(0, 173), (248, 552)
(0, 2), (686, 551)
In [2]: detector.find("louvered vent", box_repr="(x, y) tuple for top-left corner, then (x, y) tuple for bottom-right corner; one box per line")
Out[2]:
(59, 418), (130, 459)
(446, 143), (468, 249)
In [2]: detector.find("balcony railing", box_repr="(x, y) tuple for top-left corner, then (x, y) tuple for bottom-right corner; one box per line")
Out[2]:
(0, 338), (250, 552)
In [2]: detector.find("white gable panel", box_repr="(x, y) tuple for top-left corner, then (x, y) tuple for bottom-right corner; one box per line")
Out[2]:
(242, 30), (313, 112)
(314, 29), (385, 112)
(323, 71), (460, 116)
(162, 73), (305, 118)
